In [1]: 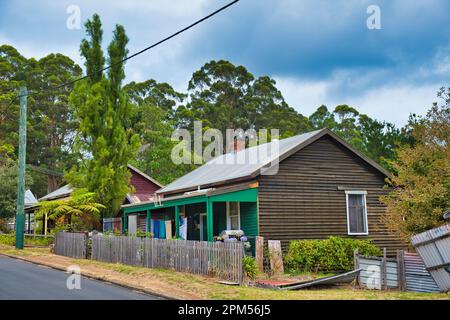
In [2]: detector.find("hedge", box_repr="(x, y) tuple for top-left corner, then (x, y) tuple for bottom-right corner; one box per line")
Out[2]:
(284, 236), (381, 272)
(0, 233), (54, 247)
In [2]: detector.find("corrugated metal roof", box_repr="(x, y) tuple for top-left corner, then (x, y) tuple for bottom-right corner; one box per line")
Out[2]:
(39, 184), (73, 201)
(24, 189), (38, 206)
(158, 129), (323, 194)
(411, 224), (450, 292)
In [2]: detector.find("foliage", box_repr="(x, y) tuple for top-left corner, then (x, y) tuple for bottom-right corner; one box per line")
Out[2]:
(0, 158), (33, 219)
(381, 88), (450, 241)
(67, 14), (140, 216)
(1, 37), (444, 214)
(0, 233), (54, 246)
(129, 230), (153, 238)
(243, 255), (258, 280)
(0, 45), (82, 197)
(284, 236), (381, 272)
(35, 188), (105, 232)
(176, 60), (309, 141)
(124, 80), (194, 184)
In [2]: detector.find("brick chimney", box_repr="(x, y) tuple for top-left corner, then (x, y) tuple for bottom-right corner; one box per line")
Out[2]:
(227, 138), (246, 153)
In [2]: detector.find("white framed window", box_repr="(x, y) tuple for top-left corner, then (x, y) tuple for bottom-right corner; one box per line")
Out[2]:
(345, 191), (369, 235)
(226, 202), (240, 230)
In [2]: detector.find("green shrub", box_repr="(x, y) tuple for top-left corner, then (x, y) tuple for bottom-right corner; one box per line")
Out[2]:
(284, 236), (381, 272)
(243, 255), (258, 280)
(0, 233), (53, 246)
(0, 233), (15, 246)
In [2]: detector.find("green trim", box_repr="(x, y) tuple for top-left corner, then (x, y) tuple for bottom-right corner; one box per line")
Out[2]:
(209, 188), (258, 202)
(123, 212), (128, 233)
(206, 199), (213, 242)
(123, 188), (258, 214)
(122, 187), (259, 242)
(175, 206), (180, 238)
(123, 194), (207, 214)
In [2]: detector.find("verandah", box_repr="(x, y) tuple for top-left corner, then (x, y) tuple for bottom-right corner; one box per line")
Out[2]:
(122, 187), (258, 242)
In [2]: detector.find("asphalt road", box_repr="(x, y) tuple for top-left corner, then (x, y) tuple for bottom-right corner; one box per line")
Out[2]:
(0, 256), (162, 300)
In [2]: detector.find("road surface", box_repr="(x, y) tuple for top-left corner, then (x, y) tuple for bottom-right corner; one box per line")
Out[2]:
(0, 256), (162, 300)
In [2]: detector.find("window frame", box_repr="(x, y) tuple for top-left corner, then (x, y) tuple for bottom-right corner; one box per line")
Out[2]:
(345, 190), (369, 236)
(226, 202), (241, 230)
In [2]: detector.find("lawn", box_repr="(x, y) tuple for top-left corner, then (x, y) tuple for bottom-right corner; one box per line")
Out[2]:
(0, 246), (448, 300)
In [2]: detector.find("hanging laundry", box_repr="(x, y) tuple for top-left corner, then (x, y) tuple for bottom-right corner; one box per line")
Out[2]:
(165, 220), (172, 239)
(159, 220), (166, 238)
(179, 217), (187, 240)
(153, 220), (160, 238)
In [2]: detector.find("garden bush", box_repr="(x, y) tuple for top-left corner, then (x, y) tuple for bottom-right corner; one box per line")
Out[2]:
(243, 255), (258, 280)
(0, 232), (54, 246)
(284, 236), (381, 272)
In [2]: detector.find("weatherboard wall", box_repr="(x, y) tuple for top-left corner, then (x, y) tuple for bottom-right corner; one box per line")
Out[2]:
(257, 135), (405, 255)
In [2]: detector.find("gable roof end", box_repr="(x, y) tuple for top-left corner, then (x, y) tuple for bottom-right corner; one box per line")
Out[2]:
(158, 128), (391, 195)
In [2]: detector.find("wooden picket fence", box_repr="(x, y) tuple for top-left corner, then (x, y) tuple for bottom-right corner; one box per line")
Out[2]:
(54, 233), (244, 283)
(54, 232), (87, 259)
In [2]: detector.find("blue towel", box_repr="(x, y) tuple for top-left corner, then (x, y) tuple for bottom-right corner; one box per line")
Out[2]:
(159, 220), (166, 238)
(153, 220), (159, 238)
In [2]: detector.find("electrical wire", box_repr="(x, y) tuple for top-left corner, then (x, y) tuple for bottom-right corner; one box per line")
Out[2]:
(5, 0), (239, 103)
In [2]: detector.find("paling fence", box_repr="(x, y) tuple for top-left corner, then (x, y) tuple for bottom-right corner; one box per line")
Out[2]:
(54, 232), (87, 259)
(55, 232), (244, 283)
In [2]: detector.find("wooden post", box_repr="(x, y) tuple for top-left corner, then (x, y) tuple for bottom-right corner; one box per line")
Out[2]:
(15, 86), (27, 249)
(382, 248), (388, 290)
(146, 209), (151, 233)
(268, 240), (284, 275)
(396, 250), (406, 291)
(175, 206), (180, 238)
(353, 248), (359, 270)
(206, 199), (213, 242)
(353, 249), (360, 286)
(255, 236), (264, 272)
(123, 211), (128, 234)
(44, 213), (48, 236)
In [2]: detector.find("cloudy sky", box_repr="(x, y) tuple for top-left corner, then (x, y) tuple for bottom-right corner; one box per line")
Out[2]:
(1, 0), (449, 127)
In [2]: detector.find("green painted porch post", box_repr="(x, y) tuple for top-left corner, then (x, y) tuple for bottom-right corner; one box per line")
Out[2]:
(206, 199), (213, 242)
(146, 209), (151, 233)
(15, 86), (27, 249)
(175, 206), (180, 238)
(123, 211), (128, 234)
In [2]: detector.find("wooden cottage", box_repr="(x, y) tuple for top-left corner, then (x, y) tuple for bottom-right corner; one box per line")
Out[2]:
(121, 129), (405, 254)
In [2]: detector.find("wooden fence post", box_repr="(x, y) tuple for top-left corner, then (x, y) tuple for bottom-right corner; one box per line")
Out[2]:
(353, 249), (360, 285)
(268, 240), (284, 275)
(396, 250), (406, 291)
(382, 248), (388, 290)
(255, 236), (264, 273)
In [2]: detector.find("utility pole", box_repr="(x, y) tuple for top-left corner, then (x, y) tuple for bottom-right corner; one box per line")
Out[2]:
(15, 86), (27, 249)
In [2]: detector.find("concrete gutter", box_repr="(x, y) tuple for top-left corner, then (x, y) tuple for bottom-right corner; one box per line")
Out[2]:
(0, 252), (178, 300)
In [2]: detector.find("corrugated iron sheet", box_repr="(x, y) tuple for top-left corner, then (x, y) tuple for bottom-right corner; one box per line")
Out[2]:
(358, 257), (398, 289)
(411, 224), (450, 292)
(404, 252), (440, 293)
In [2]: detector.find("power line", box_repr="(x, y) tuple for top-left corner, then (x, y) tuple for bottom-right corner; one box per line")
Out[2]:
(6, 0), (239, 103)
